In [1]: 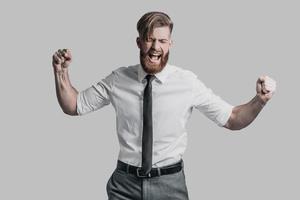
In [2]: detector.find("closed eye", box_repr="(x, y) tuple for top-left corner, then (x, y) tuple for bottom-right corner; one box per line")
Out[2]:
(159, 39), (169, 44)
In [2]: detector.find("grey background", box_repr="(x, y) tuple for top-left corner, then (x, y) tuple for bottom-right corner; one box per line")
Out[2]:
(0, 0), (299, 199)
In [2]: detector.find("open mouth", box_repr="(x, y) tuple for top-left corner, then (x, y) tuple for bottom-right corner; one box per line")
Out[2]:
(147, 52), (162, 63)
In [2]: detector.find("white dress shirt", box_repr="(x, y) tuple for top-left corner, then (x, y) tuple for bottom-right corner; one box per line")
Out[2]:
(77, 64), (233, 167)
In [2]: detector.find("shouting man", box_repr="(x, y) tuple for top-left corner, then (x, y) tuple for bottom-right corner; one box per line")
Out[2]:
(52, 11), (276, 200)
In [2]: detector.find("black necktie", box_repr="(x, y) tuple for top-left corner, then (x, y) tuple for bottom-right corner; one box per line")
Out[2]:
(142, 74), (155, 175)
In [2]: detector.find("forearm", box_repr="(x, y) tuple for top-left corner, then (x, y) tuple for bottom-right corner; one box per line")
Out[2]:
(225, 95), (265, 130)
(54, 68), (78, 115)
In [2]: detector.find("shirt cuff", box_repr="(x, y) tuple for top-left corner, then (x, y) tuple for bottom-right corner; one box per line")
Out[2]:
(76, 92), (84, 116)
(216, 104), (234, 127)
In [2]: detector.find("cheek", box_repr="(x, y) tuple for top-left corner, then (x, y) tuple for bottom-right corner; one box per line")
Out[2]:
(141, 42), (151, 50)
(141, 46), (150, 54)
(162, 47), (170, 54)
(162, 43), (171, 51)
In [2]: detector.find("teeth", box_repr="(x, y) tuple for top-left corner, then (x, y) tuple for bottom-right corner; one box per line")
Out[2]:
(149, 52), (161, 56)
(149, 55), (159, 61)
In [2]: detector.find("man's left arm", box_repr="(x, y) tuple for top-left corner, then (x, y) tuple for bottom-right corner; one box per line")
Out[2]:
(224, 76), (276, 130)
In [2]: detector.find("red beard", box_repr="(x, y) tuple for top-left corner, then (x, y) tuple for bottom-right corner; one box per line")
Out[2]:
(140, 50), (169, 74)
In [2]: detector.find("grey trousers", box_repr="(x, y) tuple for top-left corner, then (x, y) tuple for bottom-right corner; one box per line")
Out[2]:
(106, 161), (189, 200)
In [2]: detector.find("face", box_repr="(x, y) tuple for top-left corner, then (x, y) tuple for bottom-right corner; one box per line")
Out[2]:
(137, 26), (172, 74)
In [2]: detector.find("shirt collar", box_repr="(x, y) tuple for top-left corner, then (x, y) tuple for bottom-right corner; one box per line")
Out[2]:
(137, 63), (176, 84)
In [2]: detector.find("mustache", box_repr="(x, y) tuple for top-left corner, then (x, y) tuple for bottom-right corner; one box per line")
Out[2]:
(148, 50), (162, 54)
(141, 49), (164, 57)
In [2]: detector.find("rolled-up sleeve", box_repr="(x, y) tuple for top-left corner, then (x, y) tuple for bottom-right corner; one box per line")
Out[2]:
(77, 72), (115, 116)
(192, 75), (233, 127)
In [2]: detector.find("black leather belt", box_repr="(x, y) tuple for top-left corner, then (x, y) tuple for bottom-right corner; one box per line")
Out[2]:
(116, 159), (183, 178)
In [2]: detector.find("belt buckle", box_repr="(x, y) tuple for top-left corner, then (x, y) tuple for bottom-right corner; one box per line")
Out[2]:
(136, 168), (151, 178)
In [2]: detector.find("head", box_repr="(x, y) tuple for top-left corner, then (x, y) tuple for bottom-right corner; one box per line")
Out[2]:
(136, 11), (173, 74)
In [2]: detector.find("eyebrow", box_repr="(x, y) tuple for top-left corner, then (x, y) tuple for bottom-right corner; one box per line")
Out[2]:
(147, 37), (169, 41)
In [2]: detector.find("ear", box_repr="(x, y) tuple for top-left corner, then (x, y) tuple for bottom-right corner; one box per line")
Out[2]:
(136, 37), (141, 49)
(169, 39), (173, 48)
(167, 39), (173, 50)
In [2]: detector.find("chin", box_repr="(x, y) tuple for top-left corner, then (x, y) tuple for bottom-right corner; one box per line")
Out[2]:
(142, 63), (164, 74)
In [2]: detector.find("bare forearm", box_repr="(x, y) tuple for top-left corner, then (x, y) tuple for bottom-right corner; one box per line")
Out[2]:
(225, 95), (265, 130)
(54, 68), (78, 115)
(224, 75), (276, 130)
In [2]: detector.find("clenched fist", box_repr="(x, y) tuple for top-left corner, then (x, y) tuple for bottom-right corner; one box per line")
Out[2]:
(52, 49), (72, 72)
(256, 75), (276, 104)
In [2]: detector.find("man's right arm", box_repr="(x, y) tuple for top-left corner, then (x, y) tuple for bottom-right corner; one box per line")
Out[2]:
(52, 49), (78, 116)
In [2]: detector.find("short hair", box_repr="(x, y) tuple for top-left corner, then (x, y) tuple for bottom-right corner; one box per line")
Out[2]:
(137, 11), (173, 41)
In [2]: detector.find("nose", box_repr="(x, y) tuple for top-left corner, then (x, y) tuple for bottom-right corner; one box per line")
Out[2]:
(151, 40), (160, 50)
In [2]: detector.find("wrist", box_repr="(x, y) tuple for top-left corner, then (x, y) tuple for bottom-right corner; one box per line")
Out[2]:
(54, 67), (68, 74)
(255, 94), (267, 108)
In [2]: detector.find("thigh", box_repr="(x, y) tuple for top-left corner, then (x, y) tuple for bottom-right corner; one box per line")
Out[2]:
(106, 168), (142, 200)
(147, 168), (189, 200)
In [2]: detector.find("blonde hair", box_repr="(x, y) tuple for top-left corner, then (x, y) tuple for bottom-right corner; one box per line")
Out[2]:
(137, 11), (173, 41)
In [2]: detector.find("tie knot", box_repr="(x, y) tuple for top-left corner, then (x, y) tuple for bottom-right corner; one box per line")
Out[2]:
(145, 75), (155, 83)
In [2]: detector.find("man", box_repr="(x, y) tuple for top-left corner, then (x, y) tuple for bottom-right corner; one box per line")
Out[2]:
(52, 11), (276, 200)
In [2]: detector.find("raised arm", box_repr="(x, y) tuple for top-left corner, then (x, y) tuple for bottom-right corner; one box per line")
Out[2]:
(52, 49), (78, 116)
(224, 76), (276, 130)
